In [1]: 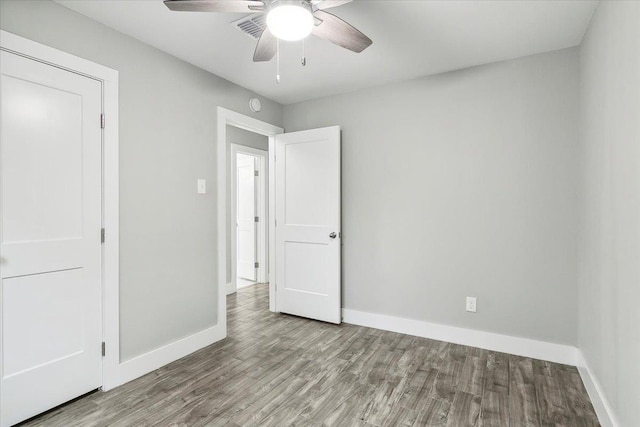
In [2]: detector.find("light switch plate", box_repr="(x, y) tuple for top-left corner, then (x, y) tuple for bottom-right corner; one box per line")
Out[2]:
(197, 179), (206, 194)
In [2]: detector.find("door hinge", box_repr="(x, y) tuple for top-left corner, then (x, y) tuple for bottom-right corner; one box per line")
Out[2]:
(254, 170), (259, 177)
(101, 228), (105, 243)
(102, 342), (106, 357)
(255, 262), (259, 268)
(100, 113), (105, 129)
(255, 216), (259, 223)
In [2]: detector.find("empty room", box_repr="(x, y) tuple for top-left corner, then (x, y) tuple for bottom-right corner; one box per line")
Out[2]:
(0, 0), (638, 426)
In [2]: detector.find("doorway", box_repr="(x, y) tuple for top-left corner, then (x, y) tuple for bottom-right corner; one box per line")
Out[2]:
(217, 108), (342, 328)
(229, 140), (268, 293)
(217, 108), (283, 319)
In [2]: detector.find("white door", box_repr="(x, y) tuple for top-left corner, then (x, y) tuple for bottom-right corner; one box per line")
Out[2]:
(275, 126), (341, 324)
(236, 154), (257, 281)
(0, 51), (103, 427)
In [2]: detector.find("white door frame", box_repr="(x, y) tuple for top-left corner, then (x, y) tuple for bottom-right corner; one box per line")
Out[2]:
(230, 144), (268, 293)
(217, 107), (283, 316)
(0, 31), (120, 391)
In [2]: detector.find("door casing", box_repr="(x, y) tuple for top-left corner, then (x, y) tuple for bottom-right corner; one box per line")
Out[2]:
(217, 107), (283, 318)
(230, 144), (268, 293)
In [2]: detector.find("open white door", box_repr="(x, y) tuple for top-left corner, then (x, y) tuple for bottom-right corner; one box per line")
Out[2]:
(275, 126), (341, 324)
(0, 51), (103, 426)
(236, 154), (257, 281)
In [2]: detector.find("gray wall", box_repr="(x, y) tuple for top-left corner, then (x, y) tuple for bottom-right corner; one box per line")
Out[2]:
(0, 0), (283, 362)
(225, 126), (268, 284)
(284, 48), (581, 345)
(8, 10), (638, 422)
(578, 1), (640, 425)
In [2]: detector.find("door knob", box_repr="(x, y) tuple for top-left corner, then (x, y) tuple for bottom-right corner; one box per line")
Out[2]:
(329, 232), (337, 239)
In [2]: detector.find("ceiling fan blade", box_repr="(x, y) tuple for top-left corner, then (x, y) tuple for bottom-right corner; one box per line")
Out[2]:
(254, 28), (277, 62)
(164, 0), (265, 13)
(312, 9), (372, 53)
(311, 0), (353, 10)
(312, 0), (353, 10)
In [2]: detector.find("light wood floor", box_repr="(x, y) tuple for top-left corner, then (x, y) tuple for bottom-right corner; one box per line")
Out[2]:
(23, 284), (599, 426)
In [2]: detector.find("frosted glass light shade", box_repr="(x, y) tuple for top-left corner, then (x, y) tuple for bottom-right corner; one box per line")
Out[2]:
(266, 4), (314, 41)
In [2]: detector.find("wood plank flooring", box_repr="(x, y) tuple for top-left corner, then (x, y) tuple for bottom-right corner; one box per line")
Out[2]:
(22, 284), (599, 426)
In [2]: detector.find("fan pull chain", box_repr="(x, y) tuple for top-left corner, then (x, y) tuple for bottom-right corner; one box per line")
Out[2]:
(301, 38), (306, 66)
(276, 39), (281, 84)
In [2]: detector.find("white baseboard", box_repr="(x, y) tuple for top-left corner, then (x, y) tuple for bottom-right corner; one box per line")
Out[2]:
(118, 323), (226, 385)
(226, 281), (260, 295)
(226, 282), (235, 295)
(341, 308), (578, 365)
(237, 281), (257, 290)
(576, 353), (619, 427)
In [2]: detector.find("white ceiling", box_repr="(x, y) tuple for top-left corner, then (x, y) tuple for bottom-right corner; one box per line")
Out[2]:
(56, 0), (597, 105)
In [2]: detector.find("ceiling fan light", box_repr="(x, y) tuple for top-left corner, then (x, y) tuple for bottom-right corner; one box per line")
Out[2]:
(266, 3), (314, 42)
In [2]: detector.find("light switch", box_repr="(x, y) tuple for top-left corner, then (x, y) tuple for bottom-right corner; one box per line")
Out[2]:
(197, 179), (206, 194)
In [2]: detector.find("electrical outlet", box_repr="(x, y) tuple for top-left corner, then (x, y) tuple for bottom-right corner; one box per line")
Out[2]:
(466, 297), (477, 313)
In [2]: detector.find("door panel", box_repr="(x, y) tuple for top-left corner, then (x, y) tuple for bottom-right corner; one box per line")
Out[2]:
(283, 141), (331, 225)
(2, 76), (83, 243)
(275, 126), (341, 324)
(236, 154), (257, 281)
(284, 242), (328, 294)
(3, 269), (85, 377)
(0, 51), (103, 427)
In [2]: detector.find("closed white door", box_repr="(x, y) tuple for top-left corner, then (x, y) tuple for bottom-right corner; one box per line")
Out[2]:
(236, 154), (257, 281)
(0, 51), (103, 427)
(275, 126), (341, 324)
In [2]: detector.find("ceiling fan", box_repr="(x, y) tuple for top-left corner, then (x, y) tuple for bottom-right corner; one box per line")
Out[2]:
(163, 0), (373, 62)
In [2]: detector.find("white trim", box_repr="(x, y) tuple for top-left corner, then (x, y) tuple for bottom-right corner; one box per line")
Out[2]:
(119, 325), (225, 385)
(342, 309), (579, 366)
(268, 136), (276, 312)
(100, 49), (120, 393)
(228, 279), (264, 295)
(226, 282), (235, 295)
(0, 30), (120, 391)
(0, 30), (117, 81)
(237, 280), (258, 290)
(229, 144), (268, 294)
(217, 107), (283, 317)
(576, 352), (619, 427)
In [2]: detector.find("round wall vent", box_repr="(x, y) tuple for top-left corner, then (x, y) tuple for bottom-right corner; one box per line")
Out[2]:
(249, 97), (262, 113)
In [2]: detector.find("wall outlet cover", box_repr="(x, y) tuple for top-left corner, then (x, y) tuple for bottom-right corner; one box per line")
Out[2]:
(466, 297), (477, 313)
